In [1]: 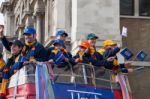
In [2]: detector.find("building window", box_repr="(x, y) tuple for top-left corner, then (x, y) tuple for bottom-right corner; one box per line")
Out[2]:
(120, 0), (134, 15)
(139, 0), (150, 16)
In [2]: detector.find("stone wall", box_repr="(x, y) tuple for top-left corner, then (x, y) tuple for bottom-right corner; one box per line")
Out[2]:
(121, 18), (150, 61)
(71, 0), (121, 51)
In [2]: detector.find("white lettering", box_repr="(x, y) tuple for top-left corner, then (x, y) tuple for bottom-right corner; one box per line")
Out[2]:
(71, 92), (74, 99)
(68, 90), (102, 99)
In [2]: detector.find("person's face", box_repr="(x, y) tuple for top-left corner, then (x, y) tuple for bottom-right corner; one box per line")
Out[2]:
(11, 44), (22, 55)
(24, 34), (36, 43)
(105, 45), (112, 50)
(54, 44), (62, 50)
(88, 38), (96, 46)
(111, 44), (117, 49)
(57, 35), (67, 41)
(79, 46), (86, 52)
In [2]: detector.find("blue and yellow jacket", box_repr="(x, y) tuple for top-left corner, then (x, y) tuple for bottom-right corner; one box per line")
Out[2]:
(74, 47), (113, 69)
(1, 36), (47, 62)
(99, 47), (128, 72)
(2, 54), (24, 79)
(48, 48), (76, 68)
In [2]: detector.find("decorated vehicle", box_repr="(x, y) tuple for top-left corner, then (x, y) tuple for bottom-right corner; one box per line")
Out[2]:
(3, 63), (132, 99)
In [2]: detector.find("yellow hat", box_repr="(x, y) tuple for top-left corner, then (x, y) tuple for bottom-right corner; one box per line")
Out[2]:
(103, 40), (116, 47)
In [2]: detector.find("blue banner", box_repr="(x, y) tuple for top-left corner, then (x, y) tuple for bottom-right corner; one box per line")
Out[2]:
(136, 51), (147, 61)
(120, 48), (134, 60)
(52, 83), (115, 99)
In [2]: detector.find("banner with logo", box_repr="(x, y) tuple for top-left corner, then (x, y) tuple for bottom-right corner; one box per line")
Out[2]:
(52, 83), (115, 99)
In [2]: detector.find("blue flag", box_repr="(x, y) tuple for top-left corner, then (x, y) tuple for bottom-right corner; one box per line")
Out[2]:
(120, 48), (134, 60)
(53, 51), (65, 65)
(136, 51), (147, 61)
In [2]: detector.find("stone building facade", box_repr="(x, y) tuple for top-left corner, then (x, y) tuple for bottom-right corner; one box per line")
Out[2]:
(0, 0), (121, 51)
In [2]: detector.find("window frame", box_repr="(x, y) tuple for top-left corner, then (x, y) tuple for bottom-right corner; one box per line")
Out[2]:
(120, 0), (135, 16)
(120, 0), (150, 19)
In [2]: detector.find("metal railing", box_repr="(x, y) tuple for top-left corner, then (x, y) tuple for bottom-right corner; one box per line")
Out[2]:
(8, 63), (121, 90)
(52, 63), (119, 90)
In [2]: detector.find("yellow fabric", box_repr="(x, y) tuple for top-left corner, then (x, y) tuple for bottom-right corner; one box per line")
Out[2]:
(113, 59), (119, 66)
(15, 55), (20, 62)
(63, 49), (67, 53)
(78, 51), (83, 61)
(0, 59), (5, 70)
(89, 47), (95, 55)
(98, 48), (105, 55)
(25, 41), (36, 47)
(52, 50), (59, 55)
(8, 54), (13, 58)
(111, 74), (116, 82)
(1, 79), (8, 93)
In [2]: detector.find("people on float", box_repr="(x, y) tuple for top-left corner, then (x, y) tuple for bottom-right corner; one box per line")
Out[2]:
(48, 39), (76, 69)
(85, 33), (114, 69)
(0, 40), (24, 96)
(46, 29), (68, 58)
(0, 26), (47, 65)
(0, 53), (5, 83)
(99, 39), (133, 74)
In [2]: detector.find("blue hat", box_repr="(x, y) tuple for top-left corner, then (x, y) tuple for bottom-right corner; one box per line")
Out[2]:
(53, 39), (65, 46)
(23, 26), (36, 35)
(56, 30), (68, 37)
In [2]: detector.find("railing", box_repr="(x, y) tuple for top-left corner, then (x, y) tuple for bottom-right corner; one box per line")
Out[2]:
(6, 63), (132, 99)
(52, 63), (119, 90)
(8, 63), (122, 90)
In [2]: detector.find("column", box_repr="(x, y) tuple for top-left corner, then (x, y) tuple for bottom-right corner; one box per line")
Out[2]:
(34, 0), (45, 43)
(36, 13), (42, 42)
(71, 0), (121, 50)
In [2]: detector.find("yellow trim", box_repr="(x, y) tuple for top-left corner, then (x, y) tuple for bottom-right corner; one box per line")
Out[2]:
(89, 47), (95, 55)
(98, 48), (105, 55)
(0, 59), (5, 69)
(25, 41), (36, 47)
(15, 55), (20, 62)
(52, 50), (58, 55)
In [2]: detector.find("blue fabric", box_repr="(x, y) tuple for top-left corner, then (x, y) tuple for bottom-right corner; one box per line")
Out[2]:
(1, 36), (11, 51)
(1, 37), (47, 62)
(56, 30), (68, 37)
(53, 51), (65, 65)
(35, 64), (55, 99)
(35, 64), (42, 99)
(52, 83), (115, 99)
(23, 26), (36, 35)
(103, 47), (120, 58)
(23, 42), (47, 61)
(53, 40), (65, 46)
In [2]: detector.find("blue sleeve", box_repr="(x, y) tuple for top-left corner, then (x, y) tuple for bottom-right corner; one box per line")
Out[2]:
(64, 52), (77, 66)
(34, 43), (48, 61)
(111, 47), (120, 56)
(103, 47), (120, 58)
(119, 63), (126, 68)
(90, 52), (113, 69)
(46, 47), (54, 60)
(1, 36), (11, 51)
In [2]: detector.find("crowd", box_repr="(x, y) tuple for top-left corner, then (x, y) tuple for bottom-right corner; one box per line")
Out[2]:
(0, 25), (133, 94)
